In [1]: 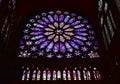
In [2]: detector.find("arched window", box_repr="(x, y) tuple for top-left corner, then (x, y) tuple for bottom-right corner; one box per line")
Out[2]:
(18, 10), (99, 58)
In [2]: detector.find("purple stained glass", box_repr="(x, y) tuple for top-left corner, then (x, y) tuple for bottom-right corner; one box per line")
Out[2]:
(18, 10), (99, 58)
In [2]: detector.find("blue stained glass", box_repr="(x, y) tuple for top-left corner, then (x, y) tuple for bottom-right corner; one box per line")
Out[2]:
(64, 15), (70, 23)
(74, 24), (85, 28)
(42, 17), (50, 23)
(81, 46), (88, 52)
(89, 29), (94, 34)
(20, 40), (24, 45)
(75, 32), (88, 36)
(68, 18), (75, 24)
(22, 71), (26, 80)
(71, 21), (80, 26)
(33, 23), (44, 28)
(47, 53), (53, 58)
(82, 19), (88, 24)
(60, 43), (66, 53)
(88, 35), (94, 40)
(48, 15), (54, 22)
(74, 35), (87, 41)
(37, 20), (47, 26)
(46, 41), (54, 52)
(54, 14), (59, 22)
(35, 38), (46, 45)
(31, 27), (43, 31)
(65, 42), (73, 52)
(30, 32), (43, 35)
(23, 35), (30, 40)
(31, 35), (44, 40)
(57, 54), (63, 58)
(23, 29), (29, 33)
(75, 28), (87, 32)
(31, 46), (37, 51)
(86, 41), (92, 46)
(74, 50), (81, 56)
(72, 38), (84, 45)
(18, 10), (99, 58)
(40, 40), (50, 48)
(59, 14), (64, 22)
(38, 50), (44, 56)
(68, 41), (79, 49)
(53, 43), (59, 53)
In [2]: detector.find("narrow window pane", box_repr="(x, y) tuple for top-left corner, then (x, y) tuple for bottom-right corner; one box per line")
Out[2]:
(109, 10), (117, 30)
(102, 29), (108, 50)
(104, 24), (111, 45)
(107, 16), (114, 37)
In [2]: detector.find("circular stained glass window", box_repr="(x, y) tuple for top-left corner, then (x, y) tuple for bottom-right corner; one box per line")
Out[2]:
(18, 10), (99, 58)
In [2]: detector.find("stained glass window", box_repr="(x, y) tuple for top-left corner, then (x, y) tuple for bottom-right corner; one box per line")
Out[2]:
(63, 70), (67, 80)
(37, 70), (41, 80)
(18, 10), (99, 58)
(21, 66), (101, 80)
(53, 70), (57, 80)
(32, 70), (36, 80)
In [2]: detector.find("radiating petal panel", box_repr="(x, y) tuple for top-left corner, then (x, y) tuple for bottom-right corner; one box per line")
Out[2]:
(46, 41), (54, 52)
(65, 42), (73, 52)
(60, 42), (66, 53)
(53, 43), (59, 53)
(40, 40), (50, 49)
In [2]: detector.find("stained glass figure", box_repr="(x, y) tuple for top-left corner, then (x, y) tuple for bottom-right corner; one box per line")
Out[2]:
(53, 70), (57, 80)
(57, 70), (61, 80)
(93, 67), (101, 80)
(26, 67), (30, 81)
(22, 70), (26, 80)
(42, 70), (46, 80)
(77, 70), (81, 80)
(37, 70), (41, 80)
(18, 10), (99, 58)
(47, 70), (51, 80)
(67, 70), (71, 80)
(32, 70), (36, 80)
(83, 68), (91, 80)
(63, 70), (67, 80)
(21, 66), (101, 81)
(83, 68), (87, 80)
(73, 70), (77, 80)
(86, 70), (91, 80)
